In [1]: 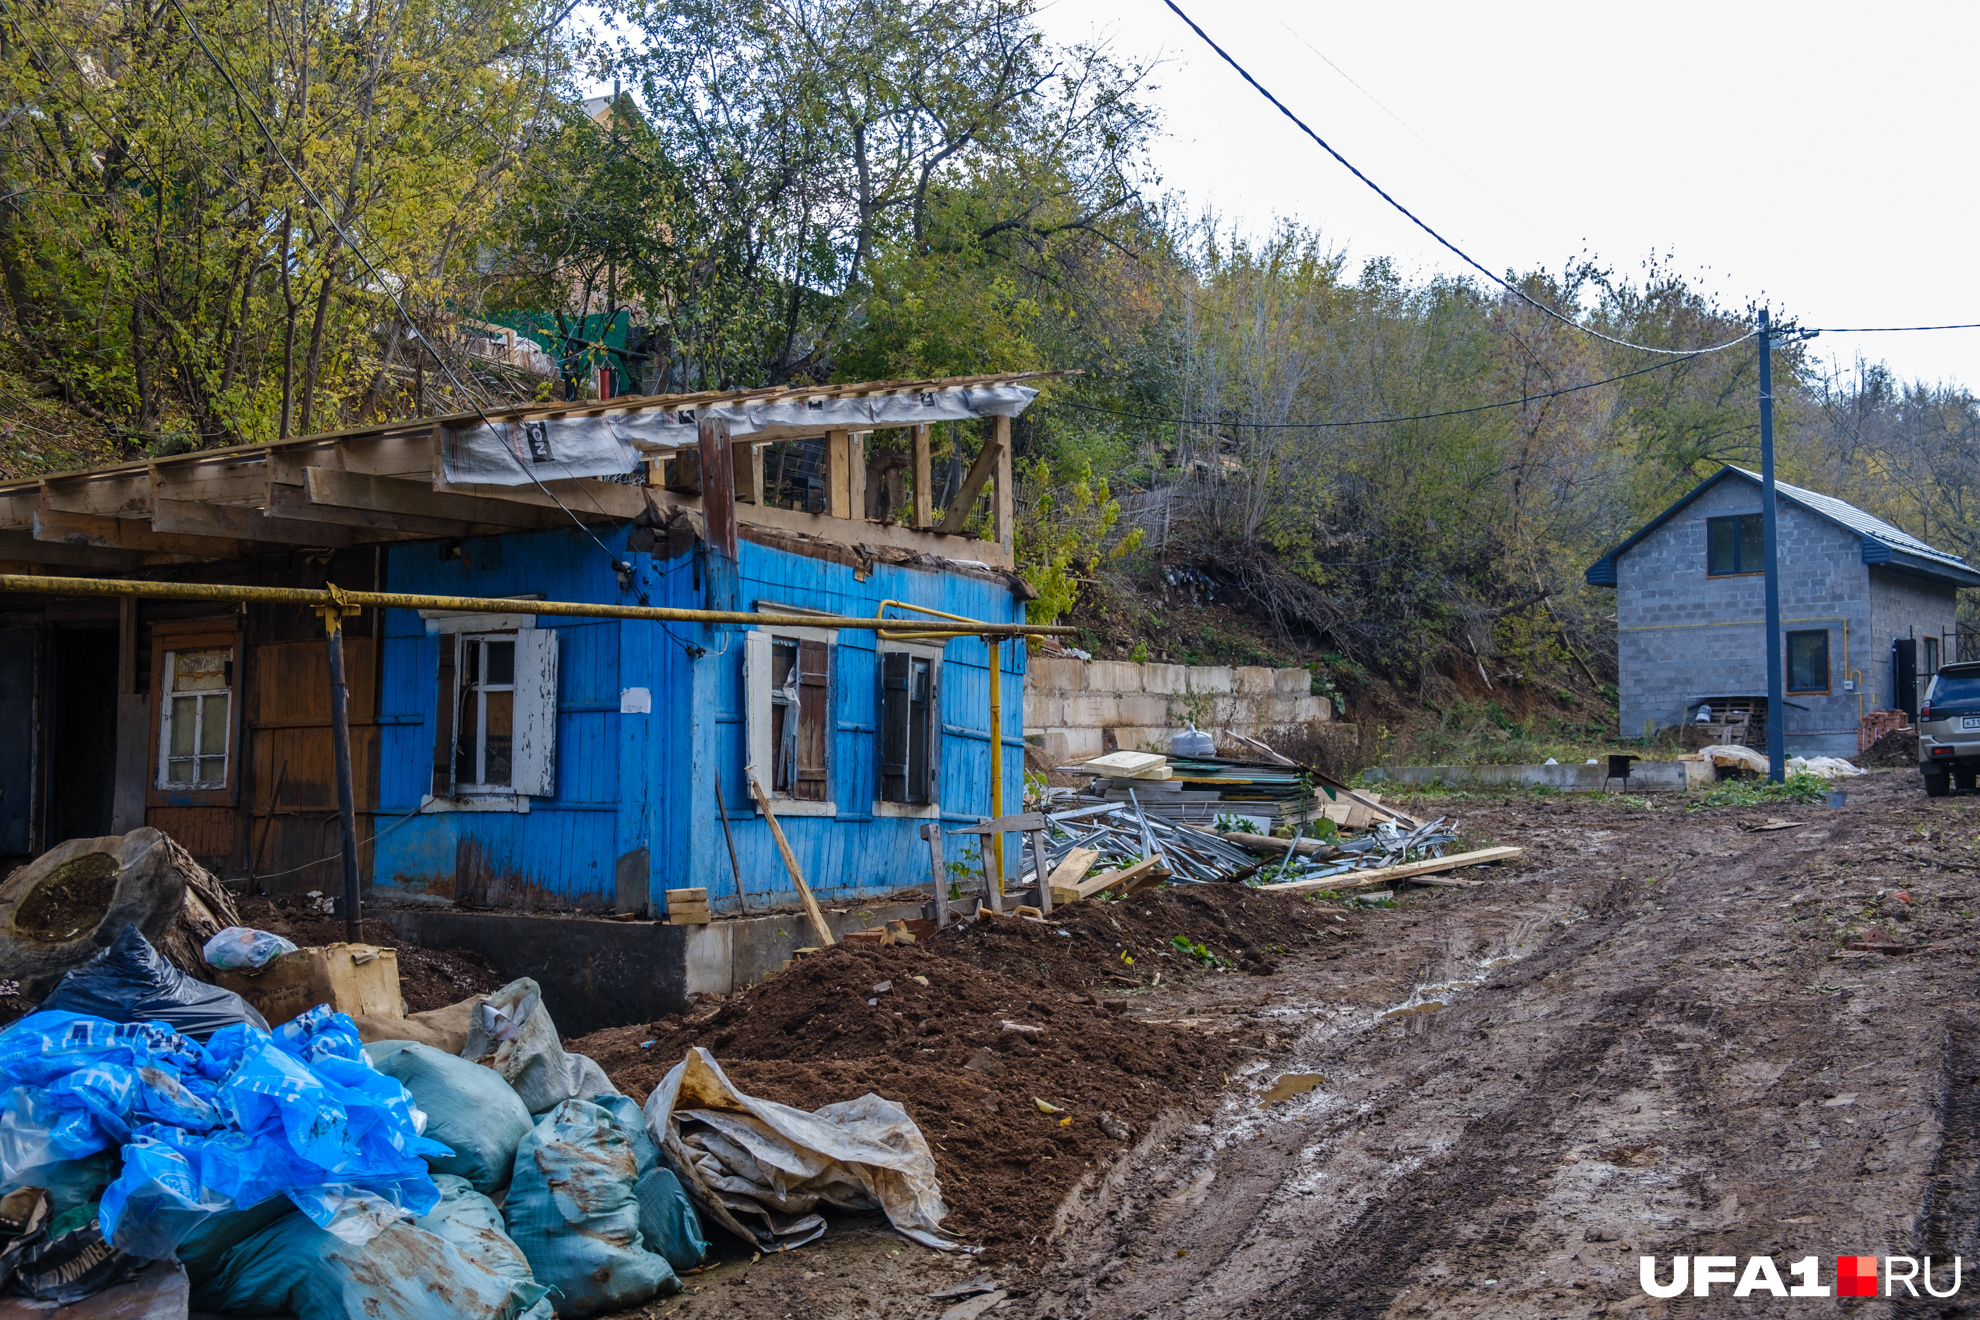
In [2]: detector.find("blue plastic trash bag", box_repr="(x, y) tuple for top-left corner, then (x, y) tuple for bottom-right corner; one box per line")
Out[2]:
(35, 926), (267, 1040)
(0, 1004), (449, 1261)
(505, 1100), (678, 1317)
(364, 1040), (533, 1193)
(195, 1188), (553, 1320)
(201, 927), (298, 972)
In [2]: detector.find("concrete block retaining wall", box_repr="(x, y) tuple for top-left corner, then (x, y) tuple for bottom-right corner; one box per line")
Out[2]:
(1024, 657), (1332, 763)
(1362, 761), (1715, 793)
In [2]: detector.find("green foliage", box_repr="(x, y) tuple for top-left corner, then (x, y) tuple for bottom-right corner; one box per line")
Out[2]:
(1015, 456), (1142, 625)
(1170, 935), (1224, 968)
(1688, 772), (1830, 810)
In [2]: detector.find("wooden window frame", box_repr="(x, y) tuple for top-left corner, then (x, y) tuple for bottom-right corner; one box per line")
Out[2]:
(148, 623), (241, 809)
(745, 625), (836, 816)
(1786, 628), (1832, 695)
(874, 641), (943, 816)
(428, 626), (558, 803)
(1706, 513), (1767, 577)
(453, 631), (519, 794)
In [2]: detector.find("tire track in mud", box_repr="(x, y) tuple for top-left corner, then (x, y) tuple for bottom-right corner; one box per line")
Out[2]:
(1030, 789), (1980, 1320)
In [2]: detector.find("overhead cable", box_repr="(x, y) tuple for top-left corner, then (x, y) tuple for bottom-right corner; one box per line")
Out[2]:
(1160, 0), (1756, 359)
(1056, 353), (1700, 431)
(1806, 323), (1980, 333)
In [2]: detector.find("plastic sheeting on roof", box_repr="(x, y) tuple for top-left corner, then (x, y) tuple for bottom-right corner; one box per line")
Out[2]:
(440, 383), (1039, 487)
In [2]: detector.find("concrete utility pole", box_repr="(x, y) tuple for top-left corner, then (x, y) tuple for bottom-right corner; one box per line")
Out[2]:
(1759, 308), (1786, 783)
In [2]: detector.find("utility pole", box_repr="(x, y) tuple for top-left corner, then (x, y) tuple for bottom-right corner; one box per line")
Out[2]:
(1759, 308), (1786, 783)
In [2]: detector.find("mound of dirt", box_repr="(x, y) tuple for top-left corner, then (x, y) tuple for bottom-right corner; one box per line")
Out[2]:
(575, 882), (1357, 1256)
(233, 897), (501, 1013)
(1859, 727), (1919, 768)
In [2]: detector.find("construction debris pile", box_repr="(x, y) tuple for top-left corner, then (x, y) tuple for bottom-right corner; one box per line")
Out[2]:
(1063, 749), (1321, 830)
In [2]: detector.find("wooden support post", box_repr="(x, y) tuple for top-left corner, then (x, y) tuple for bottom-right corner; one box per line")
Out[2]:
(922, 820), (948, 928)
(748, 766), (835, 947)
(826, 429), (854, 519)
(698, 417), (738, 614)
(846, 432), (866, 521)
(1030, 828), (1052, 914)
(938, 420), (1005, 536)
(732, 440), (763, 506)
(911, 425), (932, 529)
(116, 596), (136, 694)
(986, 636), (1004, 904)
(992, 414), (1013, 552)
(317, 600), (363, 941)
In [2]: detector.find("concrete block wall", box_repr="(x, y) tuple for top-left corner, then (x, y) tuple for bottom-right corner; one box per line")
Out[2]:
(1024, 657), (1331, 763)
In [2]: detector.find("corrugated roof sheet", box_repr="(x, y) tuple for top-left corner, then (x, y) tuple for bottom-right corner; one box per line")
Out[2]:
(1730, 467), (1972, 572)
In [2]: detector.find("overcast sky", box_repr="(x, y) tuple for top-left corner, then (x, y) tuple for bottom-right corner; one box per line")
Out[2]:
(1030, 0), (1980, 388)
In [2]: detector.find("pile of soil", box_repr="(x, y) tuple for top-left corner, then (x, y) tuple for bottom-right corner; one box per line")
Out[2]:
(1859, 726), (1919, 768)
(233, 897), (501, 1013)
(578, 938), (1243, 1256)
(573, 883), (1354, 1256)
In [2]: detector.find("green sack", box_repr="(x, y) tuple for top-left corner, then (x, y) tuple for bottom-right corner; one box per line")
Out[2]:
(417, 1175), (553, 1320)
(194, 1193), (550, 1320)
(173, 1195), (297, 1287)
(592, 1096), (657, 1176)
(505, 1100), (679, 1317)
(632, 1168), (707, 1274)
(364, 1039), (534, 1193)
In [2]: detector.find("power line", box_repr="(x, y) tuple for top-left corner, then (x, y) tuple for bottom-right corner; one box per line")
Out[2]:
(167, 0), (637, 582)
(1055, 352), (1700, 431)
(1807, 323), (1980, 333)
(1161, 0), (1757, 360)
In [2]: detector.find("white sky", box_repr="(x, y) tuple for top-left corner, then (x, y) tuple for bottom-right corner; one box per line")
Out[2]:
(1031, 0), (1980, 388)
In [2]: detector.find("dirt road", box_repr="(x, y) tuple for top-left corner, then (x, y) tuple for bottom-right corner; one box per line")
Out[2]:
(1027, 771), (1980, 1319)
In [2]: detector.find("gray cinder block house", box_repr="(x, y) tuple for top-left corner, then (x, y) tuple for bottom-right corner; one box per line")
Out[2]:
(1586, 466), (1980, 757)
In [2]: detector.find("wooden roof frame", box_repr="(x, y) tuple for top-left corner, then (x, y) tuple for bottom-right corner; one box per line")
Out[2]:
(0, 371), (1054, 573)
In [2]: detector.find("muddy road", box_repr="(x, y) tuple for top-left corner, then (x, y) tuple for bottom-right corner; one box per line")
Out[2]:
(1028, 771), (1980, 1319)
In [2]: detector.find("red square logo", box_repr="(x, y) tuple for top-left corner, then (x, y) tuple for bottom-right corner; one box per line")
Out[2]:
(1837, 1256), (1877, 1298)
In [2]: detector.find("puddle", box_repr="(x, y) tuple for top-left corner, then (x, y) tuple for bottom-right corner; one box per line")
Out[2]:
(1258, 1072), (1328, 1106)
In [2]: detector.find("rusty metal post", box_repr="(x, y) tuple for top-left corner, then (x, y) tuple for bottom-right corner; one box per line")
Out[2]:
(318, 597), (363, 941)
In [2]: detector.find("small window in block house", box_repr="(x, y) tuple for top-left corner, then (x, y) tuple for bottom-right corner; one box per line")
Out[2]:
(746, 628), (832, 811)
(878, 649), (939, 805)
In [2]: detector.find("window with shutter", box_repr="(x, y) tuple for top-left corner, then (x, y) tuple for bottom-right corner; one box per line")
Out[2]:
(432, 628), (557, 798)
(878, 648), (937, 805)
(745, 625), (837, 814)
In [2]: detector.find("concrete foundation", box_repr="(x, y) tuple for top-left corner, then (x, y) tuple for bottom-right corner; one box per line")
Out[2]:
(1362, 761), (1714, 793)
(380, 897), (928, 1035)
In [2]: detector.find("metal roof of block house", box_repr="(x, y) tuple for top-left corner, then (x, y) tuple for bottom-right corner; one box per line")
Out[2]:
(1585, 464), (1980, 589)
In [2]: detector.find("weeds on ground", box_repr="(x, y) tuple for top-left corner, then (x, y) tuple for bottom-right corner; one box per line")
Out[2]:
(1687, 772), (1829, 810)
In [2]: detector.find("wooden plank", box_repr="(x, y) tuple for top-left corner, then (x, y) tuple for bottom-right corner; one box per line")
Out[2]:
(269, 433), (435, 485)
(911, 424), (932, 528)
(748, 766), (835, 947)
(34, 505), (246, 558)
(303, 467), (560, 531)
(826, 429), (855, 519)
(0, 492), (39, 531)
(1258, 846), (1523, 895)
(1042, 846), (1100, 903)
(269, 482), (468, 539)
(991, 413), (1012, 551)
(153, 459), (266, 505)
(151, 497), (357, 547)
(0, 530), (150, 569)
(40, 473), (154, 519)
(431, 473), (645, 520)
(922, 821), (949, 929)
(1221, 831), (1341, 858)
(950, 811), (1046, 835)
(732, 438), (763, 505)
(1052, 855), (1162, 906)
(937, 423), (1004, 535)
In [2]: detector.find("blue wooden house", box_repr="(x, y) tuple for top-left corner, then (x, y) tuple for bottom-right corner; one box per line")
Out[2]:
(0, 374), (1047, 920)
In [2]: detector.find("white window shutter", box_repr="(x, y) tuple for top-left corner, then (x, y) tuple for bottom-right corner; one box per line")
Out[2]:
(513, 628), (559, 797)
(744, 628), (771, 807)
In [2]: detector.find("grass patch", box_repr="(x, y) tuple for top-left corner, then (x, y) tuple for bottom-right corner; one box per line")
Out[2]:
(1688, 772), (1830, 810)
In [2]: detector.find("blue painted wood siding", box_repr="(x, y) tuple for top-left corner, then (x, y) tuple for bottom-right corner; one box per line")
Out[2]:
(372, 526), (1027, 912)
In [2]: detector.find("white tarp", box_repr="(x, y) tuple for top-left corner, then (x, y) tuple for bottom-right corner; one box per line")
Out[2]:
(440, 383), (1039, 486)
(459, 977), (619, 1114)
(1699, 745), (1865, 778)
(642, 1046), (961, 1253)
